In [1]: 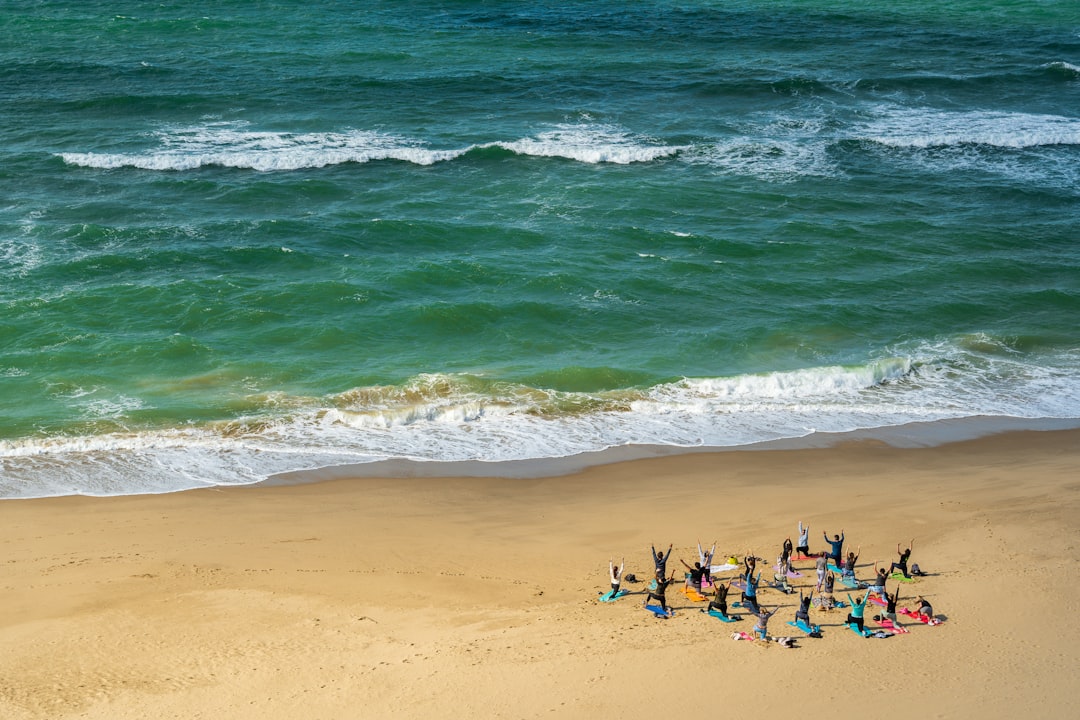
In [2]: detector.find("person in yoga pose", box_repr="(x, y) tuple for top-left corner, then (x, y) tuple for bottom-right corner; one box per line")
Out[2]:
(742, 571), (762, 614)
(680, 558), (705, 593)
(651, 543), (673, 580)
(881, 584), (901, 626)
(743, 551), (758, 579)
(644, 573), (676, 614)
(780, 537), (793, 567)
(795, 588), (814, 626)
(608, 557), (625, 597)
(846, 588), (872, 632)
(823, 529), (845, 566)
(842, 546), (861, 579)
(707, 581), (731, 616)
(915, 595), (933, 619)
(796, 521), (810, 558)
(697, 540), (716, 586)
(868, 562), (889, 595)
(752, 605), (777, 640)
(819, 570), (837, 610)
(890, 539), (915, 578)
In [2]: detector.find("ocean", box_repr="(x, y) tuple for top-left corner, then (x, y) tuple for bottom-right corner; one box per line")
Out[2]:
(2, 0), (1079, 498)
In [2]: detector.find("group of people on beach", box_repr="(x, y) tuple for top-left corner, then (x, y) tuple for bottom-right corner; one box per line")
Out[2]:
(605, 522), (939, 643)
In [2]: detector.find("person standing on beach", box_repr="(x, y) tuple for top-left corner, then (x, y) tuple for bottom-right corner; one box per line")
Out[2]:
(697, 540), (716, 586)
(890, 539), (914, 578)
(698, 540), (716, 569)
(815, 552), (829, 591)
(780, 537), (793, 567)
(796, 521), (810, 558)
(652, 543), (673, 580)
(824, 529), (844, 567)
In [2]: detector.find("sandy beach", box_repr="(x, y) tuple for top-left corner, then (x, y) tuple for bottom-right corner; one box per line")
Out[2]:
(2, 429), (1078, 719)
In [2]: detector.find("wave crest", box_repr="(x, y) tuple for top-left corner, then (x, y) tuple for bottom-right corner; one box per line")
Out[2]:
(58, 122), (684, 171)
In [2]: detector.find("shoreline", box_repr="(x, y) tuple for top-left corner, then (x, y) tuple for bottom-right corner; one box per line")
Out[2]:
(261, 415), (1080, 488)
(1, 427), (1077, 718)
(4, 416), (1075, 500)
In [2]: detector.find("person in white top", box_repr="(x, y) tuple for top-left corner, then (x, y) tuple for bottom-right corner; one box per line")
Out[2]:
(609, 557), (624, 597)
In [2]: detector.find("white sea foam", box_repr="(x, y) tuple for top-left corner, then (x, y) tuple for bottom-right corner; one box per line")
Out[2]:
(1045, 61), (1080, 76)
(495, 123), (685, 164)
(2, 341), (1078, 499)
(858, 106), (1080, 149)
(60, 125), (463, 171)
(58, 121), (684, 171)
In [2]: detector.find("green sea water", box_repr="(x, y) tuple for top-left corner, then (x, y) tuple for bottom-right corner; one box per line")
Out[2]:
(2, 1), (1079, 496)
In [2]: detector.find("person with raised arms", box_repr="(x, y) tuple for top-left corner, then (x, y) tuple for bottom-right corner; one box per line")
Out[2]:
(796, 521), (810, 558)
(881, 584), (902, 628)
(644, 572), (676, 616)
(742, 570), (762, 614)
(752, 605), (777, 640)
(868, 562), (889, 596)
(890, 539), (915, 579)
(842, 546), (861, 580)
(651, 543), (673, 580)
(795, 588), (814, 627)
(697, 539), (717, 586)
(608, 557), (625, 598)
(680, 557), (706, 594)
(823, 529), (845, 567)
(846, 588), (872, 633)
(707, 580), (732, 617)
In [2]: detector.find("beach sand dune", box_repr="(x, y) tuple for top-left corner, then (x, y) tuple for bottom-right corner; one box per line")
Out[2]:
(1, 430), (1077, 719)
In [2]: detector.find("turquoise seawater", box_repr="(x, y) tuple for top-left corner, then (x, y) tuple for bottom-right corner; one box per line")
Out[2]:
(2, 1), (1079, 497)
